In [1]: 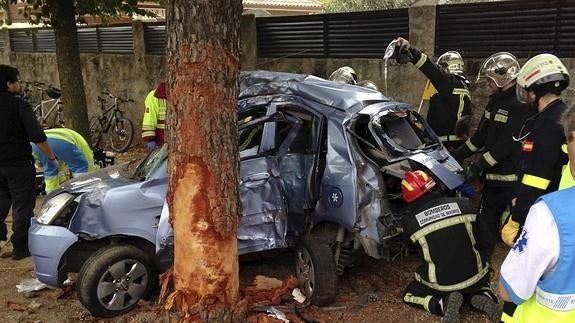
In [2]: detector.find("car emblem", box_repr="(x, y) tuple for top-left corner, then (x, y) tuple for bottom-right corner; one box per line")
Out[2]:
(328, 187), (343, 208)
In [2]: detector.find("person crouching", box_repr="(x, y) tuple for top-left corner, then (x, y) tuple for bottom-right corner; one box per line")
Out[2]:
(400, 170), (501, 322)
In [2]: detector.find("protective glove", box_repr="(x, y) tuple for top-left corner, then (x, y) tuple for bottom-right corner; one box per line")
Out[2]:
(47, 158), (59, 172)
(464, 161), (484, 184)
(395, 46), (413, 65)
(146, 141), (157, 151)
(501, 216), (521, 247)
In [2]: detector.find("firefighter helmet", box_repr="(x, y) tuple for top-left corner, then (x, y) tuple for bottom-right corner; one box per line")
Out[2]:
(477, 52), (520, 88)
(516, 53), (570, 103)
(401, 170), (437, 203)
(328, 66), (358, 85)
(437, 51), (464, 75)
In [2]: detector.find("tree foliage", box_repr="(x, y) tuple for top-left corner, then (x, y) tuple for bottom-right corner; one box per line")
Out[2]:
(2, 0), (154, 25)
(321, 0), (502, 13)
(322, 0), (413, 12)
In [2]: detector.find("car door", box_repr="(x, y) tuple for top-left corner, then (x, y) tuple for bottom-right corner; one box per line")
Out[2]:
(238, 106), (302, 254)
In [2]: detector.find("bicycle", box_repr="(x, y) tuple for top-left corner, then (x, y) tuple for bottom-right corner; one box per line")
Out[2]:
(21, 81), (65, 128)
(89, 91), (134, 153)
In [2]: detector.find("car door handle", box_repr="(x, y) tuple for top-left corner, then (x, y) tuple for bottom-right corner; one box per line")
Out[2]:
(241, 172), (270, 187)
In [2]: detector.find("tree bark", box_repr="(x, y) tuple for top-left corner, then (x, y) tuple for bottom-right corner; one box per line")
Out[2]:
(49, 0), (90, 142)
(164, 1), (245, 322)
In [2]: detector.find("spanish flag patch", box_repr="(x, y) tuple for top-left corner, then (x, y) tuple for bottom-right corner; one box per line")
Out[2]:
(523, 140), (534, 152)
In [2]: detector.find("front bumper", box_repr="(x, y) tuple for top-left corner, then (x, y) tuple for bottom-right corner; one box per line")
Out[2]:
(29, 219), (78, 287)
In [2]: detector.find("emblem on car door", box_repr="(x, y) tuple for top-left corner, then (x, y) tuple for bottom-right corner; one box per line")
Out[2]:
(328, 187), (343, 208)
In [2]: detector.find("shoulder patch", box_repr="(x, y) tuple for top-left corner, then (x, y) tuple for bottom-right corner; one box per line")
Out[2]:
(522, 140), (534, 152)
(512, 229), (528, 254)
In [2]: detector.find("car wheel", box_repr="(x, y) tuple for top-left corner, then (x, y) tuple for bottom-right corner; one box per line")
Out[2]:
(294, 237), (337, 306)
(76, 245), (157, 317)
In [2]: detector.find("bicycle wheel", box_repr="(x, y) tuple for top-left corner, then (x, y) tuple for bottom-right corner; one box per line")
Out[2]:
(108, 117), (134, 153)
(89, 116), (104, 149)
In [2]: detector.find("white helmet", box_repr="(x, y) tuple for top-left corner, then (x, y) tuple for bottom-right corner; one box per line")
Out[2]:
(358, 80), (379, 91)
(477, 52), (520, 88)
(329, 66), (358, 85)
(437, 51), (464, 75)
(516, 53), (570, 103)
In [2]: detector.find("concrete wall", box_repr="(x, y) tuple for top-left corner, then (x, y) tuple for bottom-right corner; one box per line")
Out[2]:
(2, 5), (575, 146)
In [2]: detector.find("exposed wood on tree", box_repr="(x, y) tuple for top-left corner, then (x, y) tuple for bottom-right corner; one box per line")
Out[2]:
(163, 1), (245, 322)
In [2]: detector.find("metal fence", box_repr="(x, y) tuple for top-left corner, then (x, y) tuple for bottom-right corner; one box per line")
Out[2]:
(436, 0), (575, 58)
(4, 0), (575, 59)
(256, 9), (409, 58)
(144, 23), (166, 55)
(9, 24), (134, 54)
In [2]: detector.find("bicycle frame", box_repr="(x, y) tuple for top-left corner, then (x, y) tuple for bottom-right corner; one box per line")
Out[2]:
(35, 97), (62, 122)
(97, 97), (125, 132)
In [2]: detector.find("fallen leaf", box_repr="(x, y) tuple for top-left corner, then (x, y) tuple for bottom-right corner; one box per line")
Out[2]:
(7, 300), (27, 311)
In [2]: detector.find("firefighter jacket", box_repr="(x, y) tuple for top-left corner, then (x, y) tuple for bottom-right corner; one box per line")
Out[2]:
(454, 86), (533, 186)
(408, 47), (472, 144)
(401, 195), (491, 291)
(141, 88), (167, 145)
(511, 99), (568, 225)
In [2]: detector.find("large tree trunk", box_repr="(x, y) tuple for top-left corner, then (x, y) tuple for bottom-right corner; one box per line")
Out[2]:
(164, 1), (245, 322)
(50, 0), (90, 142)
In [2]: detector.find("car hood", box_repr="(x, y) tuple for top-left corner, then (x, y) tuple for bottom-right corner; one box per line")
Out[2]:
(48, 163), (137, 196)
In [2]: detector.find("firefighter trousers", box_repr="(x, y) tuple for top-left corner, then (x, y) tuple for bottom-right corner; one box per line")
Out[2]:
(478, 185), (517, 257)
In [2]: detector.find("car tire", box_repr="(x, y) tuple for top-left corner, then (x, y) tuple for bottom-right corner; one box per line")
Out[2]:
(294, 237), (337, 306)
(76, 245), (157, 317)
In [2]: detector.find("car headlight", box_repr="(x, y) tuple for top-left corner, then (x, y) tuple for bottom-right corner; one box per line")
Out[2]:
(37, 193), (76, 225)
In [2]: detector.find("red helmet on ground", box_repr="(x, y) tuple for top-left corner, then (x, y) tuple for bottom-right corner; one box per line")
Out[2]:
(401, 170), (437, 203)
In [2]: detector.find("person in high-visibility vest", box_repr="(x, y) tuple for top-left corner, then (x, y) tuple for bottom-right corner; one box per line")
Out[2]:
(142, 82), (167, 151)
(393, 37), (472, 151)
(31, 128), (96, 193)
(498, 104), (575, 322)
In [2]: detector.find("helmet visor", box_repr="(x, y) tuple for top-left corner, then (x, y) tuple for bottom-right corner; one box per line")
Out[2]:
(516, 84), (528, 103)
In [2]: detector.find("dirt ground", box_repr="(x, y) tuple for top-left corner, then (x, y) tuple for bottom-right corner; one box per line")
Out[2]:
(0, 148), (509, 323)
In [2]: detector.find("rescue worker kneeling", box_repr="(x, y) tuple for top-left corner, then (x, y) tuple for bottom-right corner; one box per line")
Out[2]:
(400, 170), (501, 322)
(32, 128), (96, 193)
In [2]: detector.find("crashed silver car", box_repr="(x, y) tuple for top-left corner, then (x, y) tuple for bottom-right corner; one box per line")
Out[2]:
(29, 70), (464, 317)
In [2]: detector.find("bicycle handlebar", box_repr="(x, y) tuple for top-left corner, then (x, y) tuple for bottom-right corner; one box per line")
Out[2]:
(100, 91), (134, 103)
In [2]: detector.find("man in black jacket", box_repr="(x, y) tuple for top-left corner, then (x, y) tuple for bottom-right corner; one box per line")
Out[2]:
(400, 170), (500, 322)
(0, 65), (57, 260)
(395, 37), (472, 151)
(453, 52), (533, 257)
(501, 53), (570, 247)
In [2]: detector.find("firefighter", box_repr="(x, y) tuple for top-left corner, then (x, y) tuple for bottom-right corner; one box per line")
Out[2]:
(501, 54), (569, 247)
(394, 37), (472, 150)
(400, 170), (500, 323)
(31, 128), (96, 193)
(498, 105), (575, 322)
(141, 82), (167, 151)
(452, 52), (533, 257)
(328, 66), (358, 85)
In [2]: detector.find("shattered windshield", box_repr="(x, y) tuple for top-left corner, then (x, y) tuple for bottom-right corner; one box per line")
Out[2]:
(371, 109), (437, 153)
(133, 145), (168, 180)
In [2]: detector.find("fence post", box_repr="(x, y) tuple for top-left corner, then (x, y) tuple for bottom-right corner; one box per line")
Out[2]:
(241, 14), (257, 70)
(409, 0), (437, 57)
(132, 20), (145, 63)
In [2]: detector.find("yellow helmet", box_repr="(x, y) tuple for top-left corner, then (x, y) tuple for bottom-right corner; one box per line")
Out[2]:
(328, 66), (358, 85)
(477, 52), (520, 88)
(516, 53), (570, 103)
(437, 51), (464, 75)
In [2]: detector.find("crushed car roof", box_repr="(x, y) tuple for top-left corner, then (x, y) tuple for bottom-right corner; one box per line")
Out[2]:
(239, 70), (391, 114)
